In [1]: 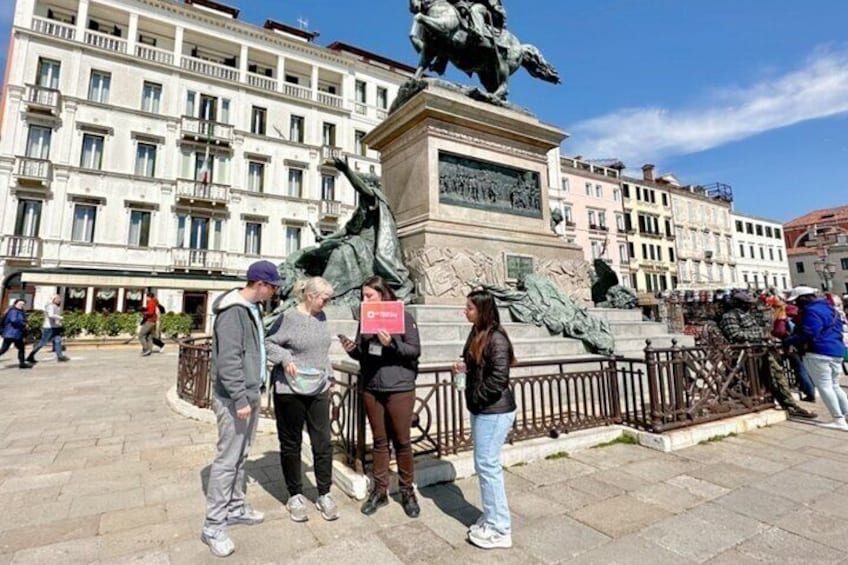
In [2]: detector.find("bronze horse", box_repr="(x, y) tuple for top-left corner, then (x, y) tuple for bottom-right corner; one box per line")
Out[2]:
(409, 0), (560, 102)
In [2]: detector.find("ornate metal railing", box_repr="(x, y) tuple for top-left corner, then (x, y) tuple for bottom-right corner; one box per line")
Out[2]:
(176, 338), (782, 469)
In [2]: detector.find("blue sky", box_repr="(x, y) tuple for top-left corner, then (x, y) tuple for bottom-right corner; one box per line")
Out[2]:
(2, 0), (846, 222)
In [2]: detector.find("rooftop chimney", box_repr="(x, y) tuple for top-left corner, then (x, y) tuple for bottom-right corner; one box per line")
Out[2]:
(642, 164), (655, 182)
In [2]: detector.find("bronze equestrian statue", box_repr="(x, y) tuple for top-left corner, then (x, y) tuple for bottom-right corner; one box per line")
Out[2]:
(409, 0), (560, 103)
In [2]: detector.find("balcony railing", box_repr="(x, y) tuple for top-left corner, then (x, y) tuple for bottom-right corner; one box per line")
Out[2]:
(14, 157), (51, 183)
(376, 108), (388, 119)
(180, 56), (239, 82)
(84, 30), (128, 53)
(589, 224), (609, 232)
(564, 220), (576, 229)
(180, 116), (234, 144)
(24, 84), (60, 111)
(321, 145), (345, 163)
(176, 179), (229, 204)
(317, 91), (343, 109)
(1, 236), (42, 260)
(136, 44), (174, 65)
(172, 248), (224, 271)
(247, 72), (276, 92)
(320, 200), (343, 218)
(32, 16), (76, 41)
(283, 82), (311, 101)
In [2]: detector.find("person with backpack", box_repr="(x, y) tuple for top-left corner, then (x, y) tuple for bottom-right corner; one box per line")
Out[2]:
(0, 299), (33, 369)
(784, 286), (848, 431)
(138, 291), (159, 356)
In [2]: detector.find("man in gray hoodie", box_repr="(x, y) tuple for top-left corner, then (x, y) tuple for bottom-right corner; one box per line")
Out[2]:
(201, 261), (283, 558)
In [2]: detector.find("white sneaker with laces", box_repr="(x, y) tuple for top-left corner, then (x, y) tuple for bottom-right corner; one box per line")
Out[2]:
(287, 494), (309, 522)
(316, 493), (339, 521)
(467, 523), (512, 549)
(201, 526), (235, 558)
(226, 504), (265, 526)
(819, 417), (848, 431)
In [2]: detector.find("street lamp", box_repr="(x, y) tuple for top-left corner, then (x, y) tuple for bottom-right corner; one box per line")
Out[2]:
(814, 260), (837, 291)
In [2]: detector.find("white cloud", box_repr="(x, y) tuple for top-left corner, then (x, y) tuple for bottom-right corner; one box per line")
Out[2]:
(569, 46), (848, 166)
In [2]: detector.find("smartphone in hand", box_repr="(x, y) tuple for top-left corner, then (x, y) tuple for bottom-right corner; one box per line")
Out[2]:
(338, 334), (353, 346)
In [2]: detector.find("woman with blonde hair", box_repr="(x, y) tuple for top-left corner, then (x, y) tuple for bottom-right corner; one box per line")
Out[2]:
(266, 276), (339, 523)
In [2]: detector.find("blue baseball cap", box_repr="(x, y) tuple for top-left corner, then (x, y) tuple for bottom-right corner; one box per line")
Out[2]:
(246, 260), (284, 286)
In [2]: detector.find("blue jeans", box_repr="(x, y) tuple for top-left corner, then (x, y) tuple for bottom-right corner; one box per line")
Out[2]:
(29, 327), (62, 360)
(789, 352), (815, 400)
(471, 410), (516, 535)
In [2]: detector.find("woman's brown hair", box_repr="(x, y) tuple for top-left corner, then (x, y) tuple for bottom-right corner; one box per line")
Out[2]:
(466, 289), (515, 365)
(362, 275), (397, 301)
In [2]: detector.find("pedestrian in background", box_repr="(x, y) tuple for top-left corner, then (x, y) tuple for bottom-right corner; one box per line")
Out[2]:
(201, 261), (282, 558)
(27, 294), (69, 363)
(784, 286), (848, 431)
(0, 299), (32, 369)
(266, 276), (339, 523)
(138, 291), (159, 356)
(455, 289), (517, 550)
(342, 275), (422, 518)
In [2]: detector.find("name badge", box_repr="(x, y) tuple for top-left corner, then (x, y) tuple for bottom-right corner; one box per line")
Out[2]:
(368, 342), (383, 356)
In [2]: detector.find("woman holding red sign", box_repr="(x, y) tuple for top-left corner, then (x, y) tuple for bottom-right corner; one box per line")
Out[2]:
(340, 275), (422, 517)
(454, 289), (517, 550)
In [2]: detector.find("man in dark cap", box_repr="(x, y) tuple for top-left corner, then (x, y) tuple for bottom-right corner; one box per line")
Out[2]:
(719, 289), (816, 419)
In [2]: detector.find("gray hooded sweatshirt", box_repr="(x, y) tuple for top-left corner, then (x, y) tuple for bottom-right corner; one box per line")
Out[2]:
(211, 288), (265, 410)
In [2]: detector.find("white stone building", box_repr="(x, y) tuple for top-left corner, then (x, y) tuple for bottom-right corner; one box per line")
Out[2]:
(730, 211), (791, 292)
(0, 0), (412, 330)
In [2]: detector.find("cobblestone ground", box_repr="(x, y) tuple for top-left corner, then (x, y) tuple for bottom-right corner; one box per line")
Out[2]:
(1, 349), (847, 564)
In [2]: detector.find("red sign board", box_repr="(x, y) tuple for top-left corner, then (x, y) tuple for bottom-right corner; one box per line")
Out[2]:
(360, 301), (406, 335)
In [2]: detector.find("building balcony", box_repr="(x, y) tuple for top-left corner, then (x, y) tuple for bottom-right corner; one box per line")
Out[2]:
(317, 90), (344, 109)
(135, 44), (174, 66)
(84, 29), (128, 54)
(24, 84), (61, 115)
(171, 248), (225, 272)
(180, 55), (239, 82)
(180, 116), (234, 146)
(321, 145), (345, 164)
(564, 220), (576, 230)
(283, 82), (312, 102)
(0, 236), (42, 262)
(31, 15), (76, 41)
(175, 179), (229, 206)
(589, 224), (609, 232)
(320, 200), (344, 220)
(13, 157), (52, 188)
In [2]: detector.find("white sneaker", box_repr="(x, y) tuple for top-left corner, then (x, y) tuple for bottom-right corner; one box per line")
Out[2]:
(226, 504), (264, 526)
(467, 523), (512, 549)
(287, 494), (309, 522)
(468, 515), (486, 535)
(201, 526), (235, 558)
(316, 493), (339, 521)
(819, 417), (848, 431)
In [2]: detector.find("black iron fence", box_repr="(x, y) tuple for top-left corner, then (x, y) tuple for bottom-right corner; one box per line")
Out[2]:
(177, 337), (785, 469)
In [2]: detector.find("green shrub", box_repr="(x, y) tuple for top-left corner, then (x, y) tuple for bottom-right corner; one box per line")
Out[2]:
(26, 310), (45, 341)
(160, 313), (193, 338)
(61, 311), (85, 339)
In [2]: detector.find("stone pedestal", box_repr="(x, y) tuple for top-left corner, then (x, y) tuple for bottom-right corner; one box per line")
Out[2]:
(364, 84), (588, 304)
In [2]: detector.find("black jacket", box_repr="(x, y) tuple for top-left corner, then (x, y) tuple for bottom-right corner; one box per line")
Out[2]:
(347, 310), (421, 392)
(463, 328), (516, 415)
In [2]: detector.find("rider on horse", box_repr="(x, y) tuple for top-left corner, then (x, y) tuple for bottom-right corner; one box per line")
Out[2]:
(449, 0), (507, 43)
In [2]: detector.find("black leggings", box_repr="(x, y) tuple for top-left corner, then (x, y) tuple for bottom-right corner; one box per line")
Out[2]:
(0, 338), (26, 366)
(273, 392), (333, 497)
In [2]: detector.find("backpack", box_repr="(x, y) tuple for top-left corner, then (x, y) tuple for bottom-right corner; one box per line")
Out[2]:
(157, 303), (165, 314)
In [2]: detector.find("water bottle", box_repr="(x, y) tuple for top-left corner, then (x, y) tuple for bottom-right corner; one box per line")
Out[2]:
(453, 358), (467, 392)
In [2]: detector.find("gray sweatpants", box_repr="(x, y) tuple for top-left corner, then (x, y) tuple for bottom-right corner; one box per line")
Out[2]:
(204, 395), (259, 527)
(138, 322), (156, 353)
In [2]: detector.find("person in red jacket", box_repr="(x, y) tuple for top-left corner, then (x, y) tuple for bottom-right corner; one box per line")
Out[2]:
(139, 291), (159, 356)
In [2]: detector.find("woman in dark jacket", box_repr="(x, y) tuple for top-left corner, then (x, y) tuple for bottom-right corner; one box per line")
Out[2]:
(0, 299), (32, 369)
(454, 289), (516, 550)
(342, 275), (421, 517)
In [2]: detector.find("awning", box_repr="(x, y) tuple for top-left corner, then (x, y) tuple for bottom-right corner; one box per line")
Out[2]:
(18, 268), (243, 291)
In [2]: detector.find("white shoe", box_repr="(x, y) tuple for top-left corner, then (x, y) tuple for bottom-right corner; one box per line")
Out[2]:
(201, 526), (235, 557)
(819, 417), (848, 431)
(467, 523), (512, 549)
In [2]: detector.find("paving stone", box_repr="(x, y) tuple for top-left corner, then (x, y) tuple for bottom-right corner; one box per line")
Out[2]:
(805, 491), (848, 520)
(519, 515), (609, 563)
(533, 483), (602, 512)
(289, 535), (402, 565)
(99, 504), (169, 535)
(630, 482), (705, 514)
(506, 488), (568, 519)
(665, 474), (731, 500)
(0, 515), (100, 554)
(567, 475), (626, 500)
(569, 444), (659, 470)
(712, 486), (799, 523)
(571, 495), (672, 538)
(642, 502), (766, 562)
(0, 471), (71, 493)
(9, 536), (100, 565)
(97, 521), (195, 561)
(775, 507), (848, 552)
(686, 462), (768, 489)
(97, 549), (171, 565)
(752, 468), (843, 503)
(618, 455), (699, 482)
(723, 526), (844, 564)
(567, 534), (696, 565)
(376, 520), (455, 563)
(792, 456), (848, 483)
(68, 487), (146, 518)
(507, 458), (597, 486)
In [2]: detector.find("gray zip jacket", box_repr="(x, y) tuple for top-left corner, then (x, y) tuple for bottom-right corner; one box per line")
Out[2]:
(211, 289), (264, 410)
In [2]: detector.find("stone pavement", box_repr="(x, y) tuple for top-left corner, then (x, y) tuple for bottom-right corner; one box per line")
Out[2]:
(1, 349), (847, 564)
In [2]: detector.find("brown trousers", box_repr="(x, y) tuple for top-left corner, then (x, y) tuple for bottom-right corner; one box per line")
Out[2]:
(362, 389), (416, 493)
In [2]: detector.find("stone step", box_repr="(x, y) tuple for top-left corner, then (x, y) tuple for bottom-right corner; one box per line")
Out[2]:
(614, 334), (695, 356)
(606, 321), (669, 338)
(586, 308), (644, 322)
(328, 319), (553, 342)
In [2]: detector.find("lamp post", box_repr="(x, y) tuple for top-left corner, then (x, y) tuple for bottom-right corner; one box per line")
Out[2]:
(814, 260), (837, 291)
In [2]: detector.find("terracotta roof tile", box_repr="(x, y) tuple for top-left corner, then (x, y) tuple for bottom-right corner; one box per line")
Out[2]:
(785, 205), (848, 228)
